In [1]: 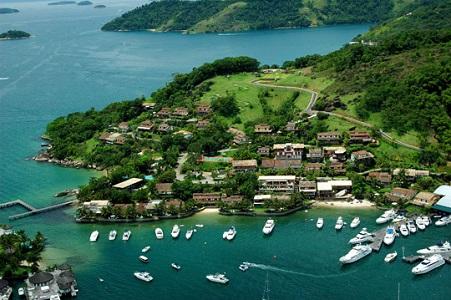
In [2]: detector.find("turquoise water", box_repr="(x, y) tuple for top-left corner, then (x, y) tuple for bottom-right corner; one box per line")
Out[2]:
(1, 1), (450, 299)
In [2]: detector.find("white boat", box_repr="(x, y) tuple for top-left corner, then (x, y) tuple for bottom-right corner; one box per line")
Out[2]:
(415, 217), (426, 231)
(434, 216), (450, 227)
(139, 255), (149, 263)
(384, 251), (398, 263)
(335, 217), (344, 230)
(407, 221), (417, 233)
(142, 246), (151, 253)
(417, 241), (451, 255)
(155, 228), (164, 239)
(376, 209), (396, 224)
(316, 218), (324, 229)
(89, 231), (99, 242)
(122, 230), (131, 241)
(134, 271), (153, 282)
(422, 216), (430, 226)
(108, 230), (117, 241)
(350, 217), (360, 229)
(185, 229), (193, 240)
(195, 224), (204, 228)
(18, 287), (25, 296)
(171, 263), (181, 271)
(412, 254), (445, 275)
(399, 223), (409, 237)
(393, 215), (406, 223)
(239, 264), (249, 272)
(206, 273), (229, 284)
(171, 225), (180, 238)
(262, 219), (275, 235)
(349, 228), (374, 244)
(383, 226), (396, 246)
(225, 226), (237, 241)
(339, 244), (372, 264)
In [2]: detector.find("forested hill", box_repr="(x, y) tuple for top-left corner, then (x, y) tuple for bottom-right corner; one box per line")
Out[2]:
(284, 0), (451, 158)
(101, 0), (409, 33)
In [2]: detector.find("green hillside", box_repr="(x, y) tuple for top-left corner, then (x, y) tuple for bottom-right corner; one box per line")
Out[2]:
(101, 0), (412, 33)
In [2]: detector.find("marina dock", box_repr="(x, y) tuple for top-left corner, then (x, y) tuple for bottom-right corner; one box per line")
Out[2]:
(369, 227), (386, 252)
(0, 199), (76, 221)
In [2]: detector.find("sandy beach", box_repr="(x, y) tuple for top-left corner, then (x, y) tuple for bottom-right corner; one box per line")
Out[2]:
(312, 199), (376, 209)
(197, 208), (220, 214)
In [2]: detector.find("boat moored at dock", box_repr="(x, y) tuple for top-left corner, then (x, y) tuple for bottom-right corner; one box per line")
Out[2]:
(376, 209), (396, 224)
(349, 228), (374, 244)
(262, 219), (275, 235)
(435, 216), (451, 227)
(416, 217), (426, 231)
(335, 217), (344, 230)
(417, 241), (451, 255)
(399, 224), (409, 237)
(89, 230), (99, 242)
(408, 221), (417, 233)
(339, 244), (372, 264)
(412, 254), (445, 275)
(383, 226), (396, 246)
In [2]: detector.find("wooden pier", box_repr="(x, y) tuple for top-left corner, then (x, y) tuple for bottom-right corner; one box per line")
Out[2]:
(0, 199), (75, 221)
(369, 227), (387, 252)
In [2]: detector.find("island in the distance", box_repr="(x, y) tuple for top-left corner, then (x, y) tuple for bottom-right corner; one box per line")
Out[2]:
(0, 8), (19, 14)
(94, 4), (106, 9)
(78, 1), (93, 6)
(0, 30), (31, 41)
(48, 1), (76, 5)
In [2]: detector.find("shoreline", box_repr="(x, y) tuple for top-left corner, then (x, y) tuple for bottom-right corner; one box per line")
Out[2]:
(312, 199), (377, 210)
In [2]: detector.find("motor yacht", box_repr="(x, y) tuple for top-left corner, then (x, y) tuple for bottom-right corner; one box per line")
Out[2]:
(155, 228), (164, 240)
(339, 244), (372, 264)
(349, 228), (374, 244)
(185, 229), (193, 240)
(18, 287), (25, 296)
(412, 254), (445, 275)
(399, 223), (409, 237)
(171, 225), (180, 239)
(376, 209), (396, 224)
(422, 216), (430, 226)
(435, 216), (450, 227)
(139, 255), (149, 263)
(122, 230), (131, 241)
(108, 230), (117, 241)
(335, 217), (344, 230)
(350, 217), (360, 229)
(171, 263), (181, 271)
(316, 218), (324, 229)
(417, 241), (451, 255)
(262, 219), (275, 235)
(225, 226), (237, 241)
(393, 215), (406, 223)
(415, 217), (426, 231)
(89, 230), (99, 242)
(383, 226), (396, 246)
(384, 251), (397, 263)
(206, 273), (229, 284)
(239, 264), (249, 272)
(134, 272), (153, 282)
(408, 221), (417, 233)
(142, 246), (151, 253)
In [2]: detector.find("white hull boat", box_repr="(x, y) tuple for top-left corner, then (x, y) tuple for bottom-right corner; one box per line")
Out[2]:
(139, 255), (149, 263)
(335, 217), (344, 230)
(185, 229), (193, 240)
(435, 216), (450, 227)
(383, 226), (396, 246)
(412, 254), (445, 275)
(399, 224), (409, 237)
(171, 225), (180, 239)
(239, 264), (249, 272)
(417, 241), (451, 255)
(422, 216), (430, 226)
(316, 218), (324, 229)
(349, 228), (374, 244)
(376, 209), (396, 224)
(350, 217), (360, 229)
(108, 230), (117, 241)
(195, 224), (204, 228)
(408, 221), (417, 233)
(339, 244), (372, 264)
(142, 246), (151, 253)
(224, 226), (236, 241)
(134, 272), (153, 282)
(89, 230), (99, 242)
(416, 217), (426, 231)
(122, 230), (131, 241)
(206, 273), (229, 284)
(384, 251), (397, 263)
(155, 228), (164, 239)
(262, 219), (275, 235)
(171, 263), (181, 271)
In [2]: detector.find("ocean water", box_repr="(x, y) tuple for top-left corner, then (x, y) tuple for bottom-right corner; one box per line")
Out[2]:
(1, 1), (450, 299)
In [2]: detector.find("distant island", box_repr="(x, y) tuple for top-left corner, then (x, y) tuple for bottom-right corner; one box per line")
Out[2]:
(0, 8), (19, 14)
(78, 1), (93, 6)
(48, 1), (76, 5)
(102, 0), (408, 33)
(0, 30), (31, 41)
(94, 4), (106, 9)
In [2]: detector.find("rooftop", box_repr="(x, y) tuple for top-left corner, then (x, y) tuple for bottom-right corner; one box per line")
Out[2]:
(112, 178), (143, 189)
(258, 175), (296, 181)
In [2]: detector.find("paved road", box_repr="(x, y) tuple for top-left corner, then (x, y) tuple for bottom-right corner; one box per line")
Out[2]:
(252, 80), (422, 152)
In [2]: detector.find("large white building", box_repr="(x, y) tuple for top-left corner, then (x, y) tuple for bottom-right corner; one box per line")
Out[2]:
(273, 143), (304, 160)
(258, 175), (296, 193)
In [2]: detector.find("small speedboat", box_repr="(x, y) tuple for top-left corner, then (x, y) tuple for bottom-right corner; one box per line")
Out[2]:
(108, 230), (117, 241)
(399, 223), (409, 237)
(407, 221), (417, 233)
(122, 230), (131, 241)
(422, 216), (430, 226)
(383, 226), (396, 246)
(239, 264), (249, 272)
(139, 255), (149, 263)
(262, 219), (275, 235)
(195, 224), (204, 228)
(417, 241), (451, 255)
(185, 229), (193, 240)
(155, 228), (164, 239)
(412, 254), (445, 275)
(339, 244), (372, 264)
(335, 217), (344, 230)
(171, 263), (181, 271)
(18, 287), (25, 296)
(171, 225), (180, 239)
(316, 218), (324, 229)
(206, 273), (229, 284)
(224, 226), (236, 241)
(416, 217), (426, 231)
(376, 209), (396, 224)
(350, 217), (360, 229)
(384, 251), (397, 263)
(435, 216), (450, 227)
(89, 230), (99, 242)
(134, 271), (153, 282)
(142, 246), (151, 253)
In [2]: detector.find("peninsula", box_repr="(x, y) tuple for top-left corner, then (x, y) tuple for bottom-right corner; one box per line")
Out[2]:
(0, 30), (31, 41)
(102, 0), (410, 33)
(48, 1), (76, 5)
(0, 8), (19, 14)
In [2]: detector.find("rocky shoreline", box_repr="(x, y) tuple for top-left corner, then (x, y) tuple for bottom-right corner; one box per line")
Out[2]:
(33, 150), (102, 170)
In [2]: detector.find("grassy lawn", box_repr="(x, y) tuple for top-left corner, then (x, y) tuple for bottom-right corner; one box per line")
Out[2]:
(200, 162), (230, 172)
(260, 70), (334, 91)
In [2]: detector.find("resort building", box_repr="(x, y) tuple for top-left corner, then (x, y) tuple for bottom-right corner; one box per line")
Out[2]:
(156, 107), (171, 118)
(257, 146), (271, 156)
(258, 175), (296, 193)
(196, 120), (209, 128)
(142, 102), (156, 110)
(386, 187), (417, 203)
(117, 122), (129, 133)
(137, 120), (154, 131)
(304, 163), (322, 172)
(0, 280), (12, 300)
(432, 185), (451, 213)
(228, 128), (248, 145)
(158, 123), (172, 133)
(366, 172), (392, 185)
(317, 132), (342, 144)
(351, 150), (375, 165)
(82, 200), (110, 215)
(349, 131), (374, 144)
(299, 181), (317, 198)
(192, 193), (222, 206)
(254, 124), (272, 134)
(285, 121), (297, 132)
(253, 195), (272, 206)
(393, 168), (430, 180)
(273, 143), (304, 160)
(165, 199), (183, 210)
(25, 264), (78, 299)
(222, 195), (243, 205)
(330, 161), (346, 174)
(99, 132), (126, 145)
(411, 192), (441, 207)
(232, 159), (258, 173)
(261, 159), (301, 169)
(112, 178), (144, 190)
(174, 130), (193, 139)
(316, 180), (353, 199)
(323, 146), (347, 161)
(155, 183), (173, 195)
(306, 148), (324, 162)
(196, 104), (211, 115)
(172, 107), (189, 118)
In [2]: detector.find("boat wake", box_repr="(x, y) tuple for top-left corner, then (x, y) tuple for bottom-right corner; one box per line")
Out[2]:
(0, 77), (9, 81)
(245, 262), (356, 278)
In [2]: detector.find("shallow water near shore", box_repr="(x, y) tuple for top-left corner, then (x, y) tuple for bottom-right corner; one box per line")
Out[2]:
(1, 1), (450, 299)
